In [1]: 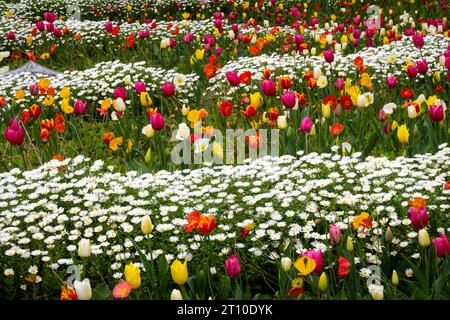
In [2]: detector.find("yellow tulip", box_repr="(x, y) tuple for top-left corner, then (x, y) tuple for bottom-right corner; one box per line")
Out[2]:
(250, 92), (262, 110)
(195, 49), (205, 61)
(418, 229), (430, 247)
(43, 95), (54, 106)
(397, 124), (409, 144)
(60, 87), (71, 99)
(124, 262), (141, 289)
(61, 98), (74, 114)
(141, 215), (153, 235)
(318, 272), (328, 292)
(187, 109), (200, 123)
(140, 92), (153, 107)
(15, 89), (25, 100)
(294, 256), (316, 276)
(360, 73), (372, 90)
(171, 260), (188, 285)
(346, 236), (354, 252)
(126, 139), (133, 154)
(212, 142), (223, 159)
(109, 137), (123, 151)
(321, 103), (331, 119)
(39, 78), (50, 90)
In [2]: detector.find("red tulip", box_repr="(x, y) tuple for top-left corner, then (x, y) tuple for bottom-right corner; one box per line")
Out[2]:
(406, 65), (418, 78)
(113, 87), (127, 101)
(338, 256), (351, 278)
(3, 118), (24, 145)
(330, 123), (344, 136)
(416, 60), (428, 74)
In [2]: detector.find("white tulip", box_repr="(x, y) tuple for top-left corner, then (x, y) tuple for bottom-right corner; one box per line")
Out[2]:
(170, 289), (183, 300)
(78, 238), (91, 258)
(280, 257), (292, 272)
(74, 279), (92, 300)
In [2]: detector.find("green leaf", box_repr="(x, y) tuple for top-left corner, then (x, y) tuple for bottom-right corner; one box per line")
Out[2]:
(129, 237), (156, 291)
(91, 283), (111, 300)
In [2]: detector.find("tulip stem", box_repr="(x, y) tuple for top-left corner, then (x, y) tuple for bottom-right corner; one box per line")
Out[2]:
(90, 255), (107, 286)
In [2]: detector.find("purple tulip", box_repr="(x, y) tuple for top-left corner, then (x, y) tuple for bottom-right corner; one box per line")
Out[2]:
(280, 91), (296, 109)
(409, 207), (429, 229)
(135, 82), (147, 94)
(432, 235), (450, 257)
(29, 83), (39, 96)
(3, 118), (24, 145)
(261, 79), (277, 96)
(429, 105), (444, 122)
(150, 113), (165, 131)
(301, 249), (323, 274)
(226, 71), (240, 86)
(386, 76), (397, 88)
(323, 49), (334, 63)
(74, 100), (88, 115)
(225, 253), (241, 278)
(161, 82), (175, 97)
(329, 224), (343, 245)
(299, 117), (312, 133)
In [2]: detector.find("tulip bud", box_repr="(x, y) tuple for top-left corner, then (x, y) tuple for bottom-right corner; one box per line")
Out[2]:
(78, 238), (91, 258)
(74, 279), (92, 300)
(346, 237), (354, 252)
(318, 272), (328, 292)
(385, 227), (393, 243)
(145, 148), (151, 163)
(281, 257), (292, 272)
(368, 284), (384, 300)
(141, 215), (153, 235)
(171, 289), (183, 300)
(123, 75), (131, 85)
(391, 270), (399, 286)
(418, 229), (431, 247)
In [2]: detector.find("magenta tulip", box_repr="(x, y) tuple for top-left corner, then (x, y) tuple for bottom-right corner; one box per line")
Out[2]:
(6, 31), (15, 40)
(105, 21), (113, 33)
(409, 207), (429, 229)
(113, 87), (127, 101)
(225, 253), (241, 278)
(429, 105), (444, 122)
(36, 21), (45, 32)
(280, 91), (296, 109)
(386, 76), (397, 88)
(150, 113), (165, 131)
(412, 33), (424, 49)
(74, 100), (88, 115)
(226, 71), (240, 86)
(53, 28), (62, 38)
(294, 34), (303, 45)
(301, 249), (323, 274)
(335, 78), (345, 90)
(161, 82), (175, 97)
(3, 118), (24, 145)
(135, 82), (147, 94)
(299, 116), (312, 133)
(183, 33), (194, 44)
(44, 12), (56, 23)
(407, 65), (418, 78)
(432, 235), (450, 257)
(329, 224), (343, 245)
(46, 23), (54, 32)
(323, 49), (334, 63)
(416, 60), (428, 74)
(261, 79), (276, 96)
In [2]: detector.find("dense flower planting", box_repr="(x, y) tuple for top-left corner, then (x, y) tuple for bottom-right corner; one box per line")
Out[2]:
(0, 0), (449, 300)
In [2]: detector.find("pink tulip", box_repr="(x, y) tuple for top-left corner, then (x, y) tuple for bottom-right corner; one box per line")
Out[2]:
(432, 235), (450, 257)
(323, 49), (334, 63)
(409, 207), (429, 229)
(226, 71), (240, 86)
(135, 82), (146, 94)
(294, 34), (303, 45)
(215, 46), (222, 56)
(161, 82), (175, 97)
(225, 253), (241, 278)
(386, 76), (397, 88)
(53, 28), (62, 38)
(261, 79), (277, 96)
(329, 224), (343, 245)
(138, 30), (150, 39)
(169, 38), (176, 48)
(3, 118), (24, 145)
(300, 117), (313, 133)
(301, 249), (323, 274)
(74, 100), (87, 115)
(412, 33), (424, 49)
(46, 23), (54, 32)
(114, 87), (127, 101)
(280, 91), (296, 109)
(335, 78), (345, 90)
(429, 105), (444, 122)
(150, 113), (165, 131)
(416, 60), (428, 74)
(406, 65), (418, 78)
(183, 33), (194, 44)
(352, 29), (361, 39)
